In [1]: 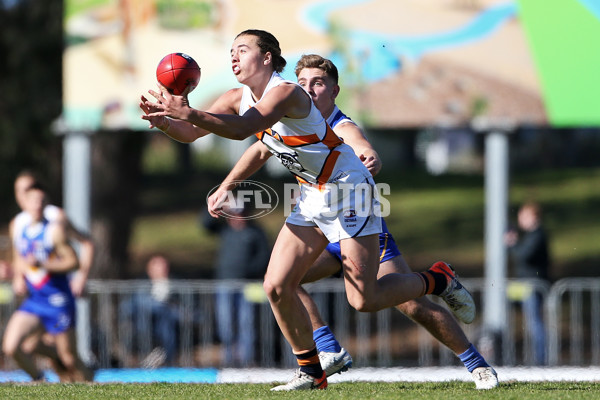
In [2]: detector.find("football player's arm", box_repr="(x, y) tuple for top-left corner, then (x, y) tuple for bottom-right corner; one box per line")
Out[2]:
(220, 141), (272, 191)
(207, 141), (272, 218)
(334, 122), (382, 176)
(56, 211), (94, 296)
(145, 82), (308, 141)
(8, 218), (27, 296)
(140, 87), (242, 143)
(44, 223), (79, 274)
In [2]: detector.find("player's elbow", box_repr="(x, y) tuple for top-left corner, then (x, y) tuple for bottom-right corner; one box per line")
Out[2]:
(82, 240), (95, 253)
(56, 257), (79, 273)
(69, 259), (80, 272)
(230, 129), (255, 141)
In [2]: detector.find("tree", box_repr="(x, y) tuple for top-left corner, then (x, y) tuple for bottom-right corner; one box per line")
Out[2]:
(90, 129), (145, 279)
(0, 1), (146, 279)
(0, 0), (64, 222)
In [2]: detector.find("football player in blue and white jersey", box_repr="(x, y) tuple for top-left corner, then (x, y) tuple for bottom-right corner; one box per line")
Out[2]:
(294, 54), (498, 390)
(3, 182), (93, 382)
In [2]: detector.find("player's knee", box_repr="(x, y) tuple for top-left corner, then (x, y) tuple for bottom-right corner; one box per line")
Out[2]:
(2, 340), (17, 357)
(263, 278), (283, 303)
(58, 352), (77, 370)
(263, 278), (296, 304)
(2, 338), (29, 358)
(262, 278), (275, 300)
(346, 293), (376, 312)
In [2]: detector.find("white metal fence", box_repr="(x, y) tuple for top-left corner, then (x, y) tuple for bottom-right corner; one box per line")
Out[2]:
(0, 277), (599, 370)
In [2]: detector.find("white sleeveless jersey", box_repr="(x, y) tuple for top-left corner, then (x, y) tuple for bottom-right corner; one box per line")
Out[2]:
(239, 72), (368, 185)
(14, 218), (55, 289)
(12, 205), (61, 249)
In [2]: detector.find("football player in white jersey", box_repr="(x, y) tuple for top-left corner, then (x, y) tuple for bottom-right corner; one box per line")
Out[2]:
(141, 29), (475, 391)
(293, 54), (498, 390)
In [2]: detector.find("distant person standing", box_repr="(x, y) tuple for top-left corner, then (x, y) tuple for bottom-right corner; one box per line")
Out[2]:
(505, 202), (550, 365)
(119, 254), (180, 367)
(201, 204), (270, 367)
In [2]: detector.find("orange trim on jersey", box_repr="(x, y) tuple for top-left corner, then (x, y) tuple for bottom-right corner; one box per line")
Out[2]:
(278, 125), (343, 148)
(262, 124), (343, 148)
(316, 150), (341, 184)
(279, 133), (321, 146)
(294, 149), (341, 190)
(255, 131), (264, 141)
(321, 124), (344, 149)
(295, 176), (328, 192)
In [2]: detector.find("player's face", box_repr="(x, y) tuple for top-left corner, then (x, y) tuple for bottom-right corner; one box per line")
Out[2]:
(14, 176), (34, 210)
(23, 189), (46, 222)
(230, 35), (268, 84)
(297, 68), (339, 116)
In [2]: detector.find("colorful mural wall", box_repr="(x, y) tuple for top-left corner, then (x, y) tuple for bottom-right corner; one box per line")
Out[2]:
(63, 0), (600, 131)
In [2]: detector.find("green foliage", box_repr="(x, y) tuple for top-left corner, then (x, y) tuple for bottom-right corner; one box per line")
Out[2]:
(1, 381), (600, 399)
(131, 166), (600, 278)
(326, 19), (372, 126)
(142, 135), (181, 174)
(470, 96), (489, 118)
(64, 0), (106, 20)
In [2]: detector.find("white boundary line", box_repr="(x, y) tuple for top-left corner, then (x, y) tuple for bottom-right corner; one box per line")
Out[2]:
(219, 367), (600, 384)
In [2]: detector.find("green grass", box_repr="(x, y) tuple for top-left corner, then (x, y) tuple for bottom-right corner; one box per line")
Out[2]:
(2, 381), (600, 399)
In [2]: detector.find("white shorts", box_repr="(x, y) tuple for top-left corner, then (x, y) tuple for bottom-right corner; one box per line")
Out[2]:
(286, 174), (383, 242)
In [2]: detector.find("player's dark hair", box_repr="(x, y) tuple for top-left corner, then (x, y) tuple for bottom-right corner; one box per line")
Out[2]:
(294, 54), (339, 84)
(16, 169), (40, 182)
(236, 29), (287, 73)
(26, 181), (47, 193)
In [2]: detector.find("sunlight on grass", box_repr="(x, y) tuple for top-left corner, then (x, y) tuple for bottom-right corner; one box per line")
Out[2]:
(2, 381), (600, 399)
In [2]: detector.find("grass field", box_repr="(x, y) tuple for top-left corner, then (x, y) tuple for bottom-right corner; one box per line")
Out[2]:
(2, 381), (600, 399)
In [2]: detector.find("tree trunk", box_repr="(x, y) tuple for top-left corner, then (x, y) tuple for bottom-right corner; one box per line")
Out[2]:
(90, 130), (146, 279)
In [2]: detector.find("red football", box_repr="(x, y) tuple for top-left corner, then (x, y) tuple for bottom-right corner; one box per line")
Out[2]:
(156, 52), (201, 95)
